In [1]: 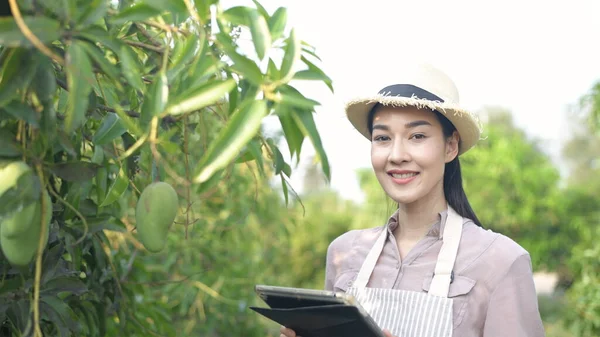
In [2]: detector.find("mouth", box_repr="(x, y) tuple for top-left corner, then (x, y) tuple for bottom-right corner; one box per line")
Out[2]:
(387, 170), (419, 184)
(389, 172), (419, 179)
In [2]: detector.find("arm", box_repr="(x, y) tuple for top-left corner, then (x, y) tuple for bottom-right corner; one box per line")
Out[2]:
(324, 241), (335, 291)
(483, 253), (546, 337)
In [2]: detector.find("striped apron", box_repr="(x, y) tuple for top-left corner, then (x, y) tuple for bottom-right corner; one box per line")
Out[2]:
(345, 206), (464, 337)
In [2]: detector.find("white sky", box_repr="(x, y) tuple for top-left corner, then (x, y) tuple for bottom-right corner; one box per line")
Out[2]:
(220, 0), (600, 202)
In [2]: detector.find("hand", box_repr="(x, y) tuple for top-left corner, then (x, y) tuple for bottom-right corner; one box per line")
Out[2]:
(280, 325), (297, 337)
(383, 329), (397, 337)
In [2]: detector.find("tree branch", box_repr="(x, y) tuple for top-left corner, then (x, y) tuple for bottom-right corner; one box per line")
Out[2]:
(125, 40), (164, 54)
(142, 20), (191, 37)
(55, 79), (141, 118)
(134, 23), (163, 47)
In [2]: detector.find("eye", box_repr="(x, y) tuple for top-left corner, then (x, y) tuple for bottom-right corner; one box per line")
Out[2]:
(410, 133), (427, 140)
(373, 135), (390, 142)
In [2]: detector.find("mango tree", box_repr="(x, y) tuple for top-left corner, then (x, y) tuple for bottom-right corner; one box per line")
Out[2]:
(0, 0), (332, 336)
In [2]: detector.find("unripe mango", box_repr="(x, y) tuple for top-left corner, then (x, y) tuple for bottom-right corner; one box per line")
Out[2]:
(1, 199), (37, 238)
(135, 182), (178, 253)
(1, 190), (51, 266)
(0, 160), (32, 197)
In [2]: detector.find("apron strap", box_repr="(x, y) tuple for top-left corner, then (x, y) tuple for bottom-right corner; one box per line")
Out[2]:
(352, 225), (389, 289)
(428, 206), (464, 297)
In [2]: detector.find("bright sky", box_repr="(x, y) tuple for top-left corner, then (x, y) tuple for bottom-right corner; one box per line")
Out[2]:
(221, 0), (600, 203)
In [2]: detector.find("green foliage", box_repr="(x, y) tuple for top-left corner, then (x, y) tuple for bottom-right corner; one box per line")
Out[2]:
(459, 108), (571, 272)
(559, 81), (600, 337)
(0, 0), (333, 336)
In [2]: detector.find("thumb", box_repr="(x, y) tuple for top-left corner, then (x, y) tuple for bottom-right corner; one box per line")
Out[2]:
(382, 329), (395, 337)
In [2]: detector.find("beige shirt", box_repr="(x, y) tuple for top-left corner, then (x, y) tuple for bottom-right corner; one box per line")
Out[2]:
(324, 210), (546, 337)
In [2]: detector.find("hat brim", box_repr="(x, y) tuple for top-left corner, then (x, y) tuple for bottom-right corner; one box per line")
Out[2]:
(345, 95), (482, 155)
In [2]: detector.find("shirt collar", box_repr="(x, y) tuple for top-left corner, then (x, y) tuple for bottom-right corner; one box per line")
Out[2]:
(386, 208), (449, 239)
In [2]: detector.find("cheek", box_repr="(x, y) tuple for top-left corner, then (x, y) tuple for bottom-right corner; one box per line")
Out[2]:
(415, 144), (447, 169)
(370, 147), (388, 169)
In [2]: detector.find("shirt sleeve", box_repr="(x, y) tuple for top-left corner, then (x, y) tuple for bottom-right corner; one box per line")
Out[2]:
(324, 241), (335, 291)
(483, 253), (546, 337)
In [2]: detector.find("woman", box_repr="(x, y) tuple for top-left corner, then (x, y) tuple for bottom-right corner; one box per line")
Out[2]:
(280, 64), (545, 337)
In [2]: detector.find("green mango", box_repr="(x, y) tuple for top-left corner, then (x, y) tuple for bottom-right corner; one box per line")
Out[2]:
(135, 181), (179, 253)
(0, 190), (51, 266)
(1, 199), (37, 238)
(0, 160), (32, 197)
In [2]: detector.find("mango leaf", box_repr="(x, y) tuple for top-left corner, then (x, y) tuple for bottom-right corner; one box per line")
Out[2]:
(292, 109), (330, 181)
(41, 277), (88, 297)
(38, 0), (74, 22)
(91, 146), (104, 165)
(75, 26), (125, 58)
(267, 58), (279, 81)
(99, 166), (128, 207)
(140, 71), (168, 128)
(119, 45), (144, 91)
(144, 0), (187, 20)
(249, 9), (271, 60)
(280, 28), (301, 83)
(79, 41), (121, 87)
(267, 139), (286, 175)
(268, 7), (287, 41)
(221, 6), (253, 26)
(93, 113), (127, 145)
(76, 0), (109, 27)
(95, 166), (108, 204)
(3, 100), (39, 127)
(277, 106), (305, 163)
(0, 128), (21, 157)
(252, 0), (269, 18)
(165, 79), (236, 116)
(280, 173), (289, 205)
(278, 87), (320, 110)
(295, 55), (334, 92)
(87, 216), (126, 234)
(0, 16), (61, 47)
(57, 131), (77, 157)
(194, 100), (268, 183)
(31, 58), (57, 102)
(301, 41), (322, 61)
(167, 34), (199, 81)
(50, 162), (101, 183)
(112, 104), (143, 137)
(40, 296), (81, 333)
(109, 3), (162, 25)
(39, 302), (71, 337)
(216, 33), (264, 86)
(40, 103), (57, 142)
(0, 48), (40, 107)
(65, 41), (94, 133)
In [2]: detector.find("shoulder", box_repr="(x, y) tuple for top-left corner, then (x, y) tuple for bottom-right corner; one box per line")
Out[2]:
(326, 226), (383, 258)
(325, 226), (384, 278)
(458, 220), (533, 288)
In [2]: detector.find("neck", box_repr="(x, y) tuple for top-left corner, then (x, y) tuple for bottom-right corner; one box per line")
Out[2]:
(394, 188), (448, 241)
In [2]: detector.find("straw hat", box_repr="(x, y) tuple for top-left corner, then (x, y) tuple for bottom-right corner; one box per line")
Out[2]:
(345, 64), (482, 155)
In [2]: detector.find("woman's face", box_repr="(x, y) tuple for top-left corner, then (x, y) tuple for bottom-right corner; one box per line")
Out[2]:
(370, 106), (459, 206)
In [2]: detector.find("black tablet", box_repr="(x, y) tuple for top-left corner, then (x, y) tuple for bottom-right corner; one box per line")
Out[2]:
(250, 285), (385, 337)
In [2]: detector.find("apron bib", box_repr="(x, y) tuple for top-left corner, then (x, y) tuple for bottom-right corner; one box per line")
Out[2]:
(346, 206), (464, 337)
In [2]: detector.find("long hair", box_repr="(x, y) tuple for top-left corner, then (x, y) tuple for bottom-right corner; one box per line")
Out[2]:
(367, 104), (483, 227)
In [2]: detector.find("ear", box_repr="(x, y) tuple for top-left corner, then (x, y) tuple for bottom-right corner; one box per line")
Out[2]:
(445, 131), (460, 163)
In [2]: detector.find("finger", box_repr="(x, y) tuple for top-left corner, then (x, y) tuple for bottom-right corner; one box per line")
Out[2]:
(279, 326), (296, 337)
(382, 329), (394, 337)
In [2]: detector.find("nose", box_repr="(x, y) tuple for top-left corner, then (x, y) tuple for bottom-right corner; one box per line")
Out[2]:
(388, 138), (411, 164)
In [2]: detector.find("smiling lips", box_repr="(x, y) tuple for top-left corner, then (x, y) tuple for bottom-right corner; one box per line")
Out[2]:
(388, 170), (419, 184)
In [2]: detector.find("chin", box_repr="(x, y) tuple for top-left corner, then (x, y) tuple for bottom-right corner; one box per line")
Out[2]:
(383, 189), (422, 205)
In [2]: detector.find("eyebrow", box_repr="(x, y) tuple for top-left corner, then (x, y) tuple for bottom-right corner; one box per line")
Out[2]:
(372, 120), (432, 131)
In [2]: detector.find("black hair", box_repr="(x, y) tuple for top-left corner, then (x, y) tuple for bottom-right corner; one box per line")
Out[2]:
(367, 104), (483, 227)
